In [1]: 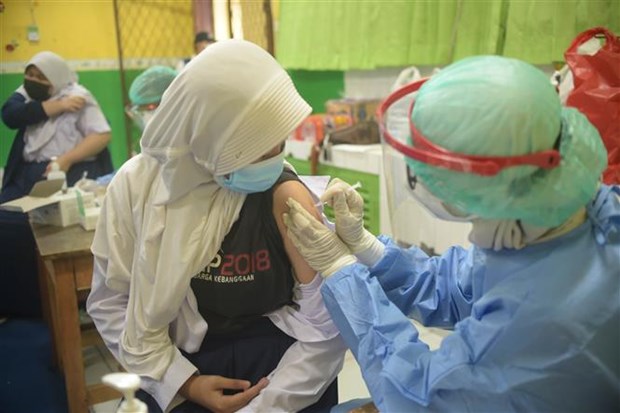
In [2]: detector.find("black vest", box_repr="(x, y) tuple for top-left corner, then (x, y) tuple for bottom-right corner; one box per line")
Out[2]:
(190, 170), (299, 336)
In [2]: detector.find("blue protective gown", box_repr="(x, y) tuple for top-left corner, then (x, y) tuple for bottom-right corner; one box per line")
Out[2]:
(322, 185), (620, 413)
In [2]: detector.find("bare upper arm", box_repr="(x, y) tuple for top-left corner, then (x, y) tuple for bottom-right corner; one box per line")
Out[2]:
(272, 178), (323, 284)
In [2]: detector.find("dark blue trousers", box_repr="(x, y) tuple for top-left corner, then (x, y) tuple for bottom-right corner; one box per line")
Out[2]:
(0, 158), (112, 318)
(137, 318), (338, 413)
(0, 162), (48, 318)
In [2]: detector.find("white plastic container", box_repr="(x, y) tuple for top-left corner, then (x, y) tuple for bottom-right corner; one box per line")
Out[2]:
(102, 372), (147, 413)
(27, 188), (94, 227)
(47, 156), (67, 192)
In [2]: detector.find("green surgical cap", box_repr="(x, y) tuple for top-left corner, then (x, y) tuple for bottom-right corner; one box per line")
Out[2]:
(129, 66), (177, 106)
(409, 56), (607, 227)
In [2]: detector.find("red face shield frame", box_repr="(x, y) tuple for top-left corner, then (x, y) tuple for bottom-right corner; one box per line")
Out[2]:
(376, 78), (562, 176)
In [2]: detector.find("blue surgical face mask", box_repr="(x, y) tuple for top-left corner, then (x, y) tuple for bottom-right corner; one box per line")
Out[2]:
(214, 151), (285, 194)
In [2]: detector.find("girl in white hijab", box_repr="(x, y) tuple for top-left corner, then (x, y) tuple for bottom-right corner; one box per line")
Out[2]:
(1, 51), (112, 203)
(0, 51), (112, 320)
(87, 40), (346, 413)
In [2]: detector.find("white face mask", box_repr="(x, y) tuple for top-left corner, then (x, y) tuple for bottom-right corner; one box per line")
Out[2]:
(140, 111), (156, 130)
(406, 171), (475, 222)
(126, 105), (157, 131)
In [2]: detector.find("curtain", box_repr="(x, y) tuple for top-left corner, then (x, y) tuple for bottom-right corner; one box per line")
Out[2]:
(277, 1), (465, 69)
(503, 0), (620, 64)
(276, 0), (620, 69)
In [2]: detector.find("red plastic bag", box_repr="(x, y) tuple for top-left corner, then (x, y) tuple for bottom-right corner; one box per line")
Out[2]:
(564, 27), (620, 184)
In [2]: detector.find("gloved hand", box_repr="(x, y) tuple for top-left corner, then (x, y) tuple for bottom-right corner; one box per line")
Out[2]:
(321, 178), (384, 266)
(283, 198), (357, 277)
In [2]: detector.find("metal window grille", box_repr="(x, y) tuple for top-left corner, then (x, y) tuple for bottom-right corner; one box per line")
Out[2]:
(113, 0), (275, 157)
(113, 0), (194, 156)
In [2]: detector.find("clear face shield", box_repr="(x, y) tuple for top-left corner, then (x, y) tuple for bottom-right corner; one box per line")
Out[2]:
(376, 79), (563, 238)
(125, 102), (159, 132)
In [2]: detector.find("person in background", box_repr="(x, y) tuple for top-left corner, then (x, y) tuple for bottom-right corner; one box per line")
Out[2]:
(87, 39), (345, 413)
(1, 51), (112, 202)
(284, 55), (620, 412)
(125, 65), (177, 155)
(0, 51), (112, 319)
(176, 31), (216, 72)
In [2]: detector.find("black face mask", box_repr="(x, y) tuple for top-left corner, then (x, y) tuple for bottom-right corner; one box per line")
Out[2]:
(24, 79), (51, 102)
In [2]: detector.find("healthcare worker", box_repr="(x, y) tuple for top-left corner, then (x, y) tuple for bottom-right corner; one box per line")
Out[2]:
(87, 40), (345, 413)
(125, 65), (177, 132)
(284, 56), (620, 412)
(125, 65), (177, 156)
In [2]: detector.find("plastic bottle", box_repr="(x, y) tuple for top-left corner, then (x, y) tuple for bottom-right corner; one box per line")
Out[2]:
(47, 156), (67, 193)
(102, 373), (148, 413)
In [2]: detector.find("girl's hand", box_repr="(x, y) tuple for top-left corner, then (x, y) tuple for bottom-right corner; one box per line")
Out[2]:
(61, 95), (86, 113)
(180, 374), (269, 413)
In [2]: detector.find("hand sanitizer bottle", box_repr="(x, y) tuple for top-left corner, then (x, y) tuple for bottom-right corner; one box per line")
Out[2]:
(47, 156), (67, 193)
(102, 373), (148, 413)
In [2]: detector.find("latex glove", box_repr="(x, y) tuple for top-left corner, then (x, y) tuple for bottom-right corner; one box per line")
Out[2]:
(283, 198), (357, 277)
(321, 178), (384, 266)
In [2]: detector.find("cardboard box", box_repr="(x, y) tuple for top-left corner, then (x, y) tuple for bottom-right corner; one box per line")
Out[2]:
(0, 179), (65, 212)
(75, 189), (100, 231)
(325, 98), (382, 124)
(0, 179), (94, 228)
(328, 144), (382, 174)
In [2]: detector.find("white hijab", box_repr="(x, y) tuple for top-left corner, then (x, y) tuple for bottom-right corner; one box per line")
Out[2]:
(94, 40), (311, 379)
(17, 51), (92, 156)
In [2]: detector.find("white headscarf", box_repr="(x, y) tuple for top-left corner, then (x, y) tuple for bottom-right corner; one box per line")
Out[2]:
(17, 51), (94, 158)
(141, 39), (312, 205)
(94, 39), (311, 379)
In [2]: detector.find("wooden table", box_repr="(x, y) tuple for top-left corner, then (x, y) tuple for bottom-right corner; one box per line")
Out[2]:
(31, 223), (119, 413)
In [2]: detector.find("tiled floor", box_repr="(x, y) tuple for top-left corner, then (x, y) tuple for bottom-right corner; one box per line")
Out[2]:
(85, 345), (123, 413)
(87, 321), (450, 412)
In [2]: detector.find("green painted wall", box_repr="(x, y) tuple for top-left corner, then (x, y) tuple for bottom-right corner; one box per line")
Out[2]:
(0, 73), (25, 167)
(0, 70), (129, 169)
(288, 70), (344, 114)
